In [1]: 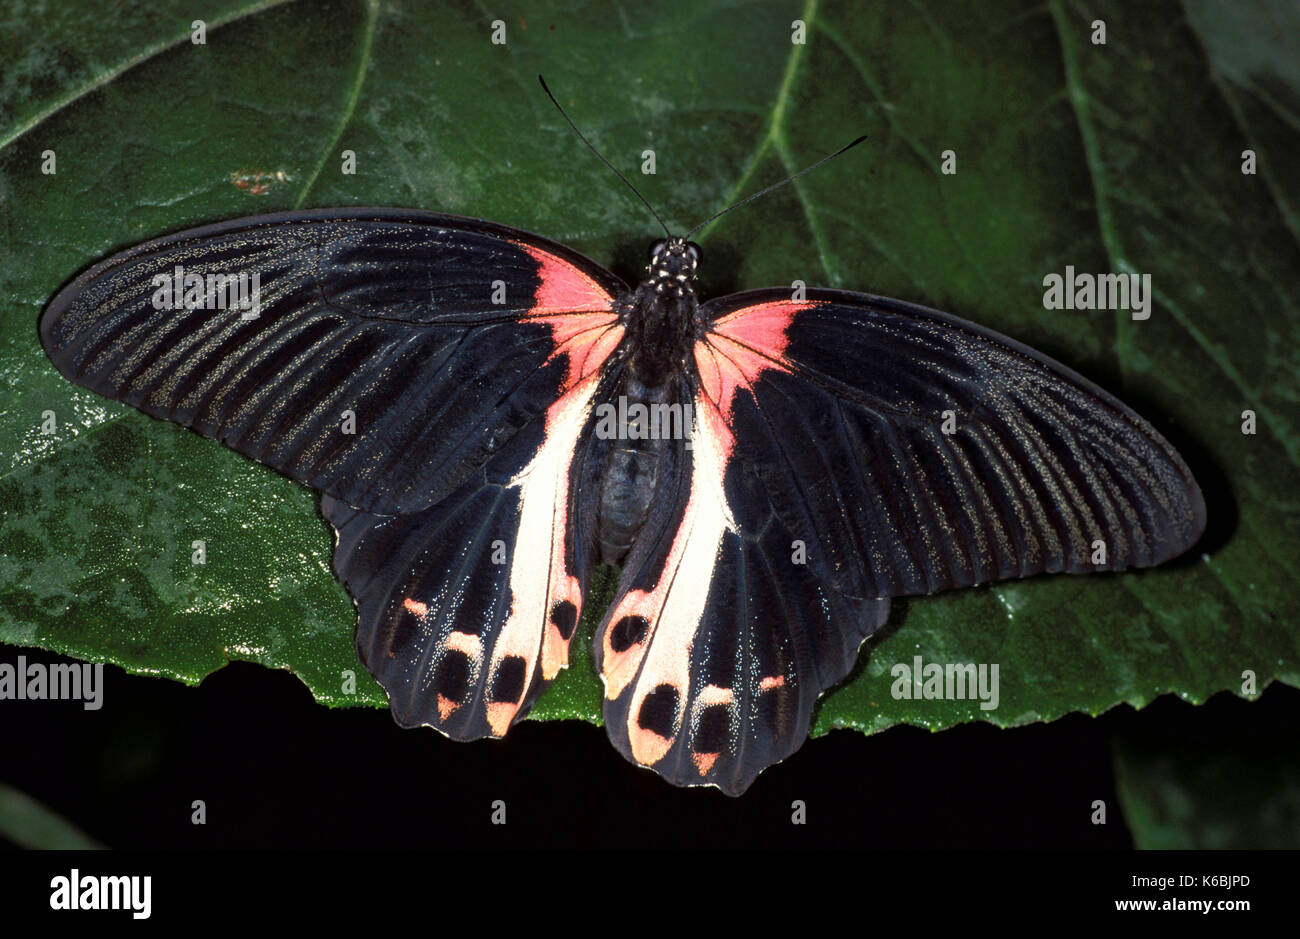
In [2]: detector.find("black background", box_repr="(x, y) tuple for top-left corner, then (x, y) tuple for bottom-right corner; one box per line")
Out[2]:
(2, 643), (1295, 849)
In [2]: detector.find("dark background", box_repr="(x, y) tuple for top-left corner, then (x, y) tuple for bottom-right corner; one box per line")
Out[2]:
(2, 643), (1294, 849)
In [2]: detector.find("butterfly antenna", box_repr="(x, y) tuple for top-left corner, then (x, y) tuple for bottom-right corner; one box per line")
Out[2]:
(539, 75), (672, 238)
(684, 135), (868, 240)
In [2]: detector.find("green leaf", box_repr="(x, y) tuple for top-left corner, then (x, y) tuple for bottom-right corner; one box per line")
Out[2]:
(1, 0), (1295, 735)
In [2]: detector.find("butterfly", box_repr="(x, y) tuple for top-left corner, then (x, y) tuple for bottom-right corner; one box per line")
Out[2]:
(39, 85), (1205, 796)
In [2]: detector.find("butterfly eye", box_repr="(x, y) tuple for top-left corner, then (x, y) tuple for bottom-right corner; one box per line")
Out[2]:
(649, 238), (668, 260)
(685, 242), (702, 266)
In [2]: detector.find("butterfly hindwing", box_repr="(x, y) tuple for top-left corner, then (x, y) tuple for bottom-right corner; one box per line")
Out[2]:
(324, 368), (612, 738)
(40, 208), (624, 515)
(696, 288), (1206, 601)
(594, 376), (890, 795)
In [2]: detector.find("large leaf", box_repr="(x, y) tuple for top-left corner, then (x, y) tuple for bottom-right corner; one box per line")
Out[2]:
(1, 0), (1295, 736)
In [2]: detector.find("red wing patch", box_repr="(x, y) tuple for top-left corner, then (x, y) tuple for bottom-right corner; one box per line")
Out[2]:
(694, 300), (814, 452)
(515, 240), (617, 314)
(516, 240), (623, 388)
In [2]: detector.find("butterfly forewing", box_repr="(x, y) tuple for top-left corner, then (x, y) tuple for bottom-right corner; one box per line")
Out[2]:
(697, 288), (1206, 602)
(41, 209), (624, 515)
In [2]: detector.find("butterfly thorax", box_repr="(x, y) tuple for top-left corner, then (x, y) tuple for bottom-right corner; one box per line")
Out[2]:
(621, 237), (702, 386)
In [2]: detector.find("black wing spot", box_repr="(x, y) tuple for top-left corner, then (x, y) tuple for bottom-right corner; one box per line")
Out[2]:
(490, 655), (528, 703)
(549, 600), (578, 640)
(609, 615), (649, 652)
(693, 704), (731, 755)
(757, 681), (796, 739)
(433, 651), (472, 703)
(637, 684), (680, 739)
(387, 606), (423, 658)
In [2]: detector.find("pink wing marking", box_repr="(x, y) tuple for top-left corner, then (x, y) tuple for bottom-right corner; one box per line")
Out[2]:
(688, 684), (736, 776)
(514, 241), (623, 391)
(601, 399), (739, 768)
(485, 304), (624, 734)
(694, 300), (814, 454)
(514, 241), (617, 314)
(434, 631), (485, 722)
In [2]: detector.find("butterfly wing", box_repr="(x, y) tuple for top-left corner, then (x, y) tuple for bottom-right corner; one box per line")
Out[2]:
(41, 208), (627, 738)
(324, 364), (618, 739)
(41, 208), (625, 515)
(593, 375), (891, 796)
(695, 288), (1206, 601)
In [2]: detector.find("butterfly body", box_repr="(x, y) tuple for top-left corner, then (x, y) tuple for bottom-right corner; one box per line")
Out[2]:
(41, 208), (1205, 795)
(594, 237), (703, 561)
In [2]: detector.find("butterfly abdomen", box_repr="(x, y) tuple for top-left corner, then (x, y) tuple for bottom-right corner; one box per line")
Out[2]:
(597, 445), (662, 563)
(594, 376), (686, 565)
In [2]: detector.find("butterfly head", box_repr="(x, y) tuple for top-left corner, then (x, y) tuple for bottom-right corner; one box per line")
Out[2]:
(647, 237), (701, 295)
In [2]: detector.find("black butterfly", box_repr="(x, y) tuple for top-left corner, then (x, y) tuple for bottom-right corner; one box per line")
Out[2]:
(40, 90), (1204, 796)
